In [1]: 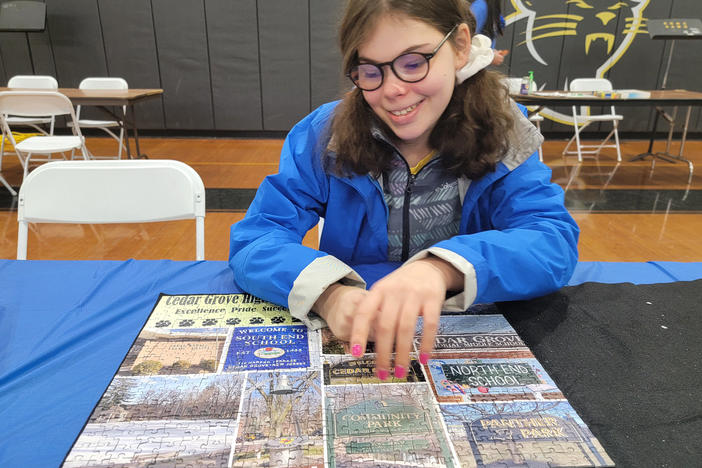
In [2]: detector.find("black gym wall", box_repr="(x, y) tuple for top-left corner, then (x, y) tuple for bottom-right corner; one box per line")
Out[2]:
(0, 0), (699, 135)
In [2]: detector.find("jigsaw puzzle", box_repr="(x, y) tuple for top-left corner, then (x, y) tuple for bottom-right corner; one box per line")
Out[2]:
(63, 293), (613, 467)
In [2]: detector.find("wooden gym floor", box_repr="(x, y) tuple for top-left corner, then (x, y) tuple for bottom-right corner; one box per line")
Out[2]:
(1, 135), (701, 262)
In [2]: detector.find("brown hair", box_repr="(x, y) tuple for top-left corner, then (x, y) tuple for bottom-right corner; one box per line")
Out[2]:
(329, 0), (514, 179)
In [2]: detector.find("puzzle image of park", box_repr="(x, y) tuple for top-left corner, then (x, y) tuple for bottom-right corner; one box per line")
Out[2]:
(233, 371), (324, 467)
(63, 373), (244, 467)
(325, 383), (456, 467)
(63, 293), (613, 467)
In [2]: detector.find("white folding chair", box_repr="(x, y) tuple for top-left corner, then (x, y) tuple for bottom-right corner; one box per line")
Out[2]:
(68, 77), (128, 159)
(0, 148), (15, 195)
(16, 159), (206, 260)
(0, 91), (91, 183)
(0, 75), (58, 170)
(563, 78), (623, 162)
(505, 77), (544, 161)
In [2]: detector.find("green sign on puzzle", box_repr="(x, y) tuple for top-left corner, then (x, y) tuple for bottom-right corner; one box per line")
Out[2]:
(335, 400), (431, 436)
(441, 362), (541, 388)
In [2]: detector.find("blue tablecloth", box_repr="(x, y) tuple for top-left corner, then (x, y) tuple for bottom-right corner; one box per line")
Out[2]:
(1, 259), (701, 467)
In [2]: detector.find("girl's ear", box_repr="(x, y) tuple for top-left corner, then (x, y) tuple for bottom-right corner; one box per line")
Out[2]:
(453, 23), (472, 69)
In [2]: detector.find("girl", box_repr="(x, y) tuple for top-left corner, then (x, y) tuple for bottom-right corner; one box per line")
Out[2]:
(230, 0), (578, 381)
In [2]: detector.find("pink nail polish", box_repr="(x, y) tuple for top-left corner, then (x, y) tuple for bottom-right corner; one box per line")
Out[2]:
(419, 352), (430, 365)
(394, 365), (406, 379)
(377, 368), (389, 380)
(351, 344), (362, 357)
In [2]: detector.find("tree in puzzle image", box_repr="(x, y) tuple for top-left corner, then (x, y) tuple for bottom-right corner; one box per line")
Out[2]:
(233, 371), (324, 467)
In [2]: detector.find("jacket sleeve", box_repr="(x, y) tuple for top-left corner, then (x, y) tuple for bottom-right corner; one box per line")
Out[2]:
(229, 104), (364, 328)
(408, 154), (579, 307)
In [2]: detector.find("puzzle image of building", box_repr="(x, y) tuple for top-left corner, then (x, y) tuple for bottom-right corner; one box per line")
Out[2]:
(118, 328), (228, 376)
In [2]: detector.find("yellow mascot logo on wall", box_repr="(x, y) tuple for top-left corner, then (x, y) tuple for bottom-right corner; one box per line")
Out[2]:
(506, 0), (650, 124)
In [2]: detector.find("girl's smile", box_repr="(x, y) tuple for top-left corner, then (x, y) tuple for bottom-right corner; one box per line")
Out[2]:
(387, 99), (423, 122)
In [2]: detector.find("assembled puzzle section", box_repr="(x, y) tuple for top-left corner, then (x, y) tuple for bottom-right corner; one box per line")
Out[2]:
(118, 328), (228, 376)
(144, 293), (299, 329)
(417, 314), (613, 467)
(224, 324), (319, 372)
(232, 371), (324, 467)
(63, 293), (614, 467)
(441, 401), (613, 467)
(414, 314), (529, 353)
(63, 293), (322, 467)
(323, 355), (425, 385)
(324, 383), (456, 467)
(63, 373), (244, 467)
(426, 353), (564, 403)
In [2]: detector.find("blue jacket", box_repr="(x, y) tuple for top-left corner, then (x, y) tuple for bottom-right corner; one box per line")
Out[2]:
(471, 0), (489, 35)
(470, 0), (505, 46)
(230, 101), (579, 326)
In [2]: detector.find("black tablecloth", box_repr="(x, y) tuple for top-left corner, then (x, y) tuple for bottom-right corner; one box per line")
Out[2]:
(499, 280), (702, 468)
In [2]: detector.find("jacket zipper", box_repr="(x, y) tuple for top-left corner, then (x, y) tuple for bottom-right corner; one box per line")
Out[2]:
(401, 172), (415, 262)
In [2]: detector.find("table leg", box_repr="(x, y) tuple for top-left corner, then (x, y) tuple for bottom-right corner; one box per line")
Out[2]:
(121, 106), (132, 159)
(631, 107), (662, 161)
(128, 105), (147, 159)
(653, 105), (692, 163)
(632, 104), (692, 172)
(677, 105), (692, 158)
(664, 107), (678, 155)
(92, 105), (149, 159)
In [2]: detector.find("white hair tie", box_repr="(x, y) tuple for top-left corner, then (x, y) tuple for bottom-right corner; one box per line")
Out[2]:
(456, 34), (494, 84)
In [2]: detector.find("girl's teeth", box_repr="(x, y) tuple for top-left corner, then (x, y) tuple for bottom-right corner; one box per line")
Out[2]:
(391, 103), (417, 116)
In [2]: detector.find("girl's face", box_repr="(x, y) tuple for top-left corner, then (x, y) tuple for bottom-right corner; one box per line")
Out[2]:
(358, 14), (470, 157)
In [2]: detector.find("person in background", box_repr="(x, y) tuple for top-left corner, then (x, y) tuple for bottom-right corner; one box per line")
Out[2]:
(230, 0), (578, 381)
(470, 0), (509, 65)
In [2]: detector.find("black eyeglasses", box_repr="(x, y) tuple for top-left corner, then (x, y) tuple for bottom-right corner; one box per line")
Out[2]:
(347, 24), (458, 92)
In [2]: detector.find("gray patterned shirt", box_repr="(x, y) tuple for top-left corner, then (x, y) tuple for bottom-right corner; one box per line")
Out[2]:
(383, 154), (462, 262)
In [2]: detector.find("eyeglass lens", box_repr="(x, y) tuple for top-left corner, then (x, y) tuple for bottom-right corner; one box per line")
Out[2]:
(351, 53), (430, 91)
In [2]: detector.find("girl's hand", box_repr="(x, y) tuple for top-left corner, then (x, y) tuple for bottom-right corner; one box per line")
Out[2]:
(313, 283), (369, 342)
(350, 257), (463, 380)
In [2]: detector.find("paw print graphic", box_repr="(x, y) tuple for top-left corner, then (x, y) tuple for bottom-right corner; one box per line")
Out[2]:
(249, 317), (264, 325)
(226, 318), (241, 325)
(202, 318), (218, 326)
(178, 319), (195, 327)
(155, 320), (171, 328)
(271, 316), (286, 324)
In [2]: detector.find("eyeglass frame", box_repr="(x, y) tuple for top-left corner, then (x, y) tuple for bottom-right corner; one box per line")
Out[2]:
(346, 24), (459, 92)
